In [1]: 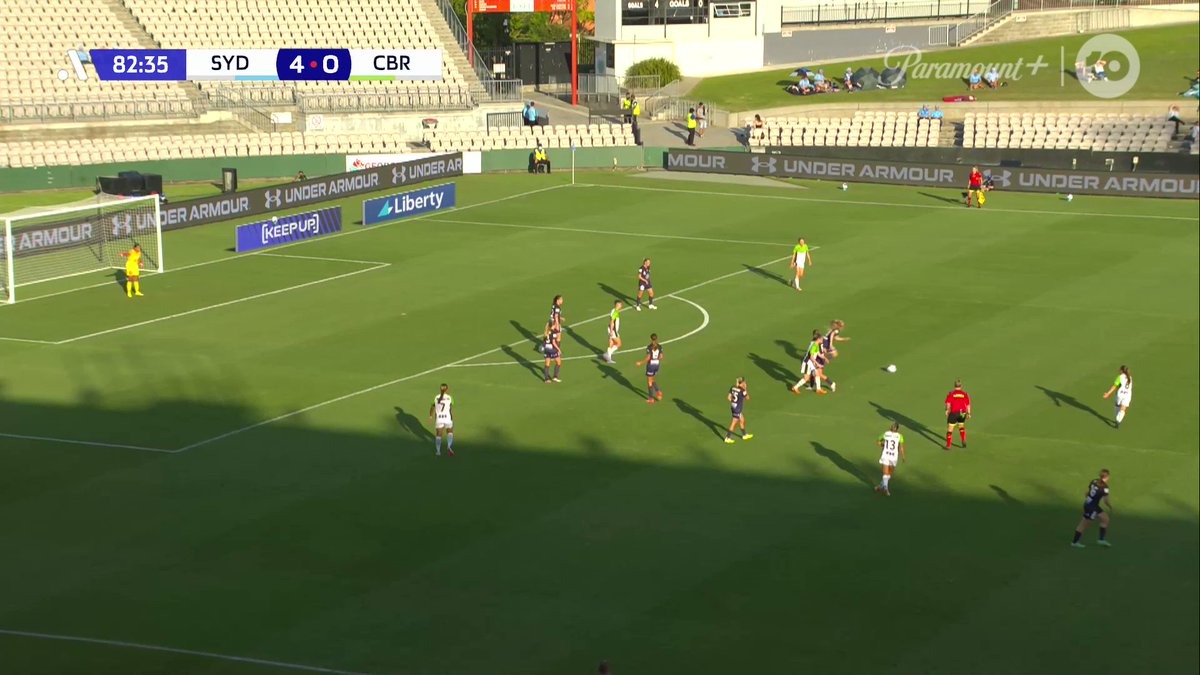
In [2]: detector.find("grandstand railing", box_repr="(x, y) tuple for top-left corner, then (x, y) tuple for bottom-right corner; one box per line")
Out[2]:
(432, 0), (501, 85)
(781, 0), (1186, 25)
(206, 89), (282, 133)
(0, 98), (199, 124)
(949, 0), (1016, 44)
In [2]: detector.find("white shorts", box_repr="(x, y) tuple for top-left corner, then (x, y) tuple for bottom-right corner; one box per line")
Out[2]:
(699, 119), (708, 129)
(795, 259), (806, 271)
(609, 329), (620, 340)
(879, 453), (898, 467)
(1116, 394), (1131, 408)
(435, 418), (453, 430)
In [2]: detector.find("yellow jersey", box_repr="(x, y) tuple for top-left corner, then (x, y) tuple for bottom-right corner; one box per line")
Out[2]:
(125, 248), (142, 274)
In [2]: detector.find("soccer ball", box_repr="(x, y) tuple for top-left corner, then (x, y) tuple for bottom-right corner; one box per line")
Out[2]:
(840, 183), (849, 191)
(1066, 194), (1074, 203)
(886, 364), (897, 373)
(271, 215), (279, 223)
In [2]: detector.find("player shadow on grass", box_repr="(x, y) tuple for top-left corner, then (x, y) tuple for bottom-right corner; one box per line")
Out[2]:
(393, 407), (434, 441)
(868, 401), (943, 447)
(1034, 385), (1115, 428)
(811, 441), (873, 487)
(747, 352), (798, 388)
(989, 484), (1022, 506)
(510, 320), (542, 349)
(596, 282), (635, 305)
(741, 263), (789, 287)
(596, 361), (645, 399)
(774, 339), (804, 362)
(112, 269), (128, 293)
(500, 344), (545, 381)
(672, 398), (726, 440)
(918, 191), (966, 205)
(563, 325), (603, 356)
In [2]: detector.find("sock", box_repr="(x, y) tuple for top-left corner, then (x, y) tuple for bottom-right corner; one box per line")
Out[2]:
(1099, 527), (1107, 541)
(794, 278), (800, 289)
(606, 347), (614, 358)
(793, 378), (804, 389)
(436, 436), (442, 452)
(1072, 530), (1082, 543)
(553, 364), (560, 379)
(636, 296), (641, 308)
(133, 281), (140, 294)
(446, 433), (453, 449)
(1116, 409), (1125, 423)
(946, 432), (953, 448)
(814, 378), (822, 392)
(126, 281), (133, 296)
(742, 428), (749, 438)
(960, 428), (967, 444)
(544, 365), (550, 381)
(882, 474), (891, 487)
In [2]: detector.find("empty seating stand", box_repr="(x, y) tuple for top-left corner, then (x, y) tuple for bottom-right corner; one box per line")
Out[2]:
(962, 112), (1173, 152)
(425, 124), (637, 153)
(747, 111), (943, 149)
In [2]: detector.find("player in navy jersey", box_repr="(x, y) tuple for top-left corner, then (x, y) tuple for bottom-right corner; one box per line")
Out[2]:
(1072, 469), (1113, 548)
(822, 319), (850, 359)
(725, 377), (753, 443)
(538, 294), (564, 353)
(635, 333), (664, 403)
(542, 321), (562, 383)
(635, 258), (657, 311)
(791, 330), (832, 394)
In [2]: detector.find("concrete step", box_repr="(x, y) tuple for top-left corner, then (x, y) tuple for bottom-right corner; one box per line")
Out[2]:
(413, 0), (483, 90)
(102, 0), (208, 113)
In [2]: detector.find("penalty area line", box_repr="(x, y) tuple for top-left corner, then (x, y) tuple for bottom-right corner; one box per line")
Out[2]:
(0, 432), (176, 454)
(0, 628), (373, 675)
(176, 254), (786, 453)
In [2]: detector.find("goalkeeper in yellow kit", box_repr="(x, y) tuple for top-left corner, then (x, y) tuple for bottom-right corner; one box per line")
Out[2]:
(121, 243), (144, 297)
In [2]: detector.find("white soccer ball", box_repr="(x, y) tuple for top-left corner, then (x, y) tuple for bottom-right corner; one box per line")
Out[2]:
(271, 215), (279, 223)
(1066, 194), (1074, 202)
(841, 183), (849, 191)
(886, 364), (897, 373)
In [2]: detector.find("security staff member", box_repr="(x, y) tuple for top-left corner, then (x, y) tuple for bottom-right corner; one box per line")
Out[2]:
(621, 93), (632, 124)
(534, 143), (551, 173)
(630, 95), (642, 145)
(686, 108), (698, 146)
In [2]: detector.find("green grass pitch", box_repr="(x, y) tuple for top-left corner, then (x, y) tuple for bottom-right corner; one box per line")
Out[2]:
(0, 172), (1196, 674)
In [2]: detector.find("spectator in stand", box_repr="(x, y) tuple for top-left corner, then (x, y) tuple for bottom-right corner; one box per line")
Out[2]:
(812, 68), (829, 93)
(788, 74), (814, 96)
(1167, 105), (1184, 135)
(751, 114), (766, 140)
(968, 68), (983, 90)
(294, 170), (307, 181)
(843, 67), (858, 92)
(930, 105), (944, 120)
(917, 104), (931, 119)
(985, 67), (1000, 88)
(523, 101), (539, 127)
(1093, 59), (1108, 80)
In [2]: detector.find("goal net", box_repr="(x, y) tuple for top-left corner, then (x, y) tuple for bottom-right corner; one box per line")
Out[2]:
(1, 194), (162, 303)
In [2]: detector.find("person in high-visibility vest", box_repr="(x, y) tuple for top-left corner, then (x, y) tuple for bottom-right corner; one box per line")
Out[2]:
(630, 96), (642, 145)
(534, 142), (551, 174)
(621, 93), (632, 124)
(686, 108), (698, 146)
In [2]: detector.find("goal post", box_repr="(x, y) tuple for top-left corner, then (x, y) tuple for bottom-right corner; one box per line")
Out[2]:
(0, 194), (163, 304)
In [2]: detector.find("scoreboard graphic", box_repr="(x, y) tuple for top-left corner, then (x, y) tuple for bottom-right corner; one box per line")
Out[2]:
(87, 49), (443, 82)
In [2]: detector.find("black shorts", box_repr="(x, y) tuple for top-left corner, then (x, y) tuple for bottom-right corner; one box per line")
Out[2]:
(544, 348), (560, 360)
(947, 412), (968, 425)
(1083, 506), (1103, 521)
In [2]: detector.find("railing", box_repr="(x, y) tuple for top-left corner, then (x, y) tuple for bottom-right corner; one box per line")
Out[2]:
(949, 0), (1016, 44)
(783, 0), (982, 24)
(472, 79), (523, 102)
(432, 0), (496, 84)
(782, 0), (1186, 25)
(298, 87), (475, 113)
(1075, 6), (1130, 29)
(206, 89), (282, 133)
(486, 111), (525, 131)
(0, 97), (198, 124)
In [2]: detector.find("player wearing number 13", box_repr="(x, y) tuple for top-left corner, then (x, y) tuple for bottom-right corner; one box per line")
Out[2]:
(428, 384), (454, 457)
(120, 243), (145, 298)
(874, 423), (905, 497)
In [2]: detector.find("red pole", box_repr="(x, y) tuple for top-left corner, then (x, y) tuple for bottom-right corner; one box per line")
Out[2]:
(571, 0), (578, 106)
(467, 1), (475, 66)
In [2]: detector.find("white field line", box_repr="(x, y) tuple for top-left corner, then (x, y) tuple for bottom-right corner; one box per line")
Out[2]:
(424, 217), (784, 247)
(0, 183), (570, 308)
(0, 432), (175, 454)
(257, 252), (389, 266)
(176, 255), (788, 453)
(0, 335), (58, 345)
(53, 263), (389, 345)
(0, 628), (372, 675)
(449, 294), (711, 367)
(575, 182), (1200, 222)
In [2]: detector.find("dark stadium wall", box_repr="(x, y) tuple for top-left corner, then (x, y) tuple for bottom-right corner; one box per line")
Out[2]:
(0, 154), (346, 193)
(765, 144), (1200, 174)
(481, 147), (648, 172)
(764, 23), (945, 66)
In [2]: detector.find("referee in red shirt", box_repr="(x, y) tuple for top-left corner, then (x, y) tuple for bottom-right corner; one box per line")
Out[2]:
(966, 166), (984, 208)
(944, 379), (971, 449)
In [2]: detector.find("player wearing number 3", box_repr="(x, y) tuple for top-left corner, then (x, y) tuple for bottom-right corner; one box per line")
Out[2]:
(429, 383), (454, 457)
(120, 243), (145, 298)
(875, 422), (906, 497)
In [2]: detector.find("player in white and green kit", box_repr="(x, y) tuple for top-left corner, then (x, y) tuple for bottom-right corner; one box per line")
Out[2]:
(874, 422), (905, 496)
(428, 383), (454, 456)
(789, 237), (813, 291)
(604, 300), (623, 364)
(1102, 365), (1133, 429)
